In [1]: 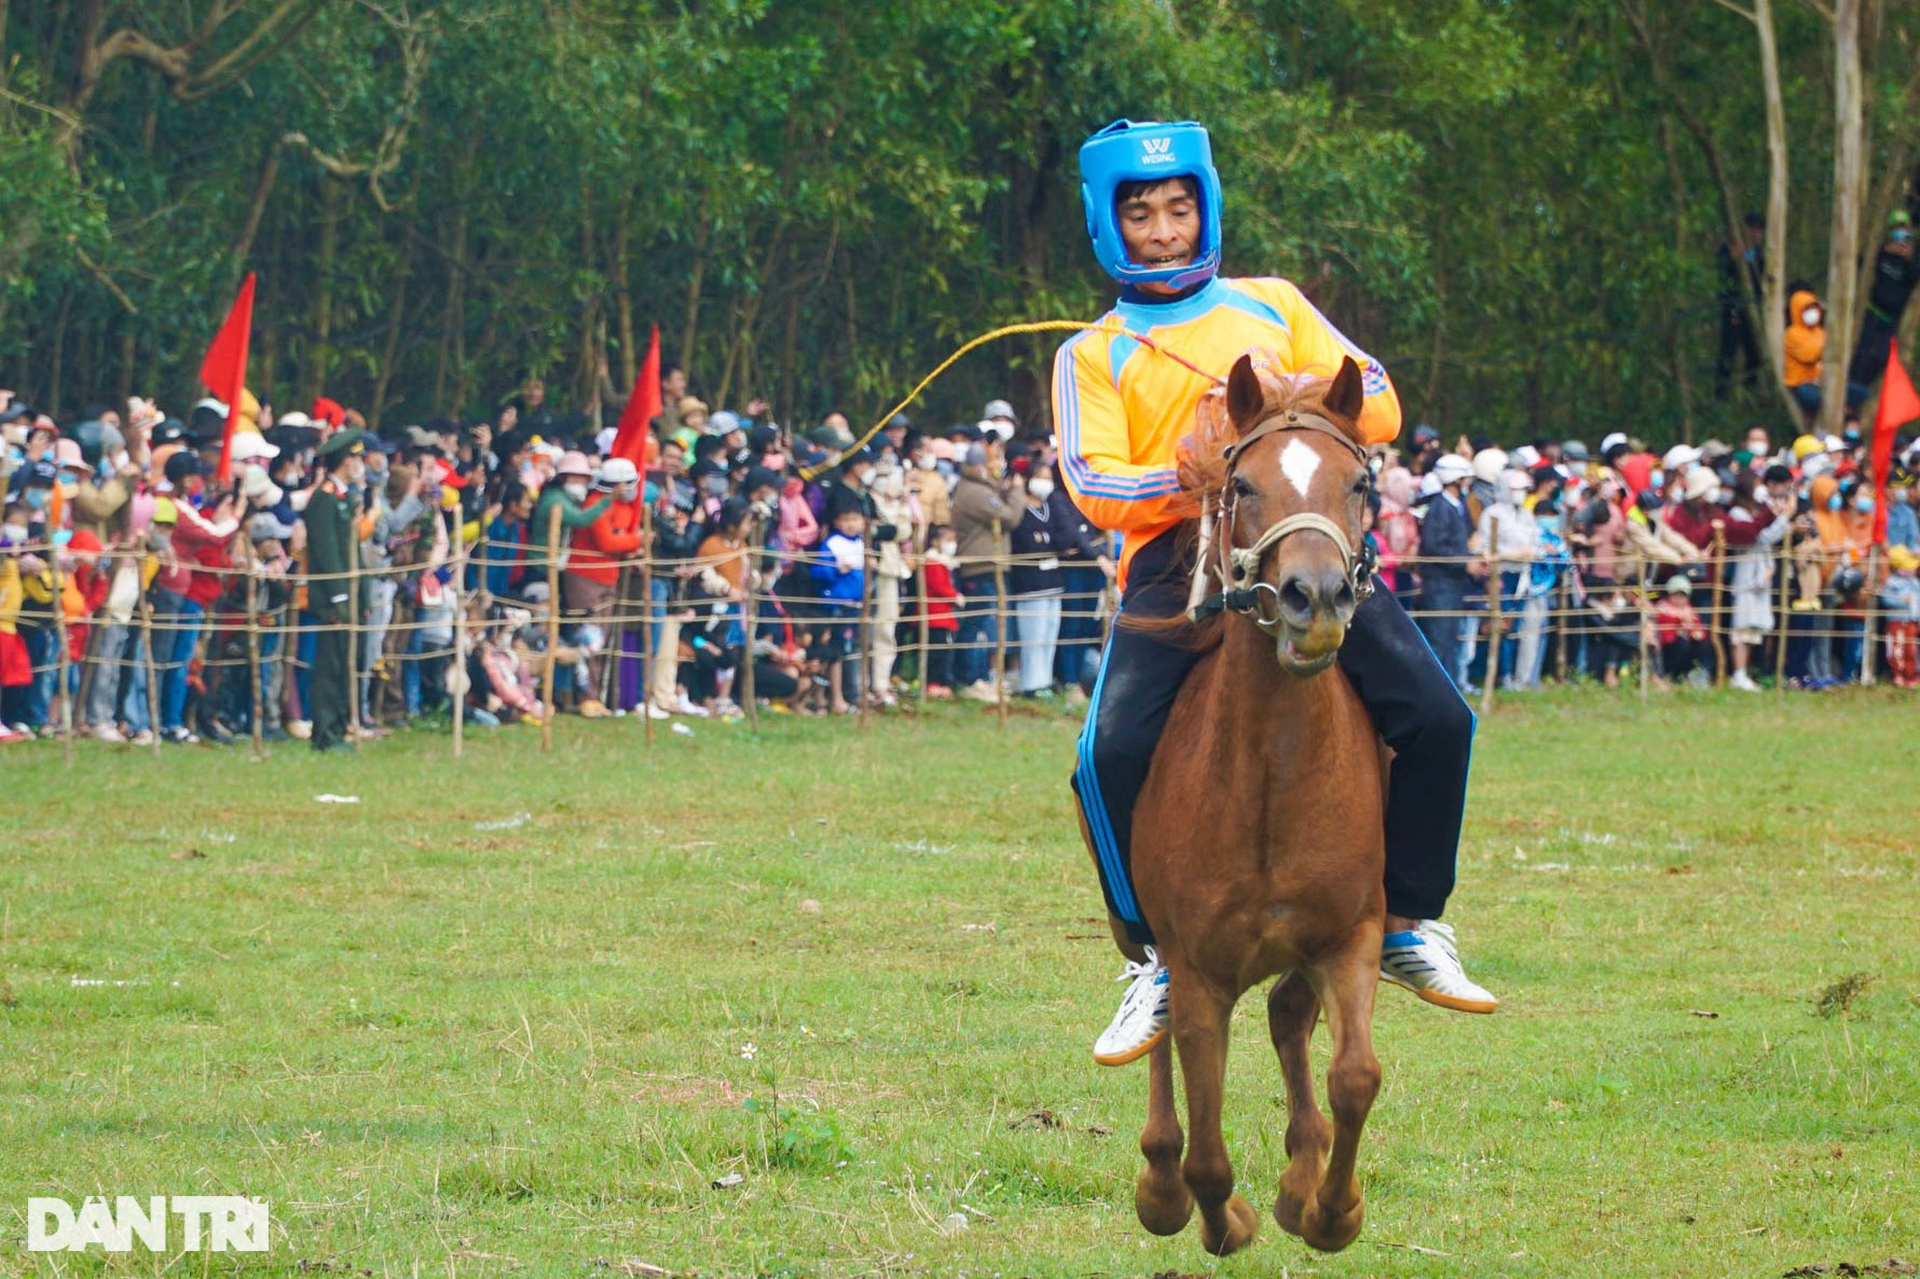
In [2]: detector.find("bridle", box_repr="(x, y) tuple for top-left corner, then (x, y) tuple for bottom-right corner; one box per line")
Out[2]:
(1186, 409), (1377, 627)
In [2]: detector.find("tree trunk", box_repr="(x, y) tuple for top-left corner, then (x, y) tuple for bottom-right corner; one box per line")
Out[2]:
(614, 188), (635, 390)
(679, 195), (711, 380)
(303, 176), (341, 404)
(1756, 0), (1792, 412)
(1821, 0), (1867, 430)
(1656, 114), (1697, 441)
(369, 231), (414, 428)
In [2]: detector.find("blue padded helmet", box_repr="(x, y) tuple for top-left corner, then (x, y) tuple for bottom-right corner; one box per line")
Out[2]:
(1079, 119), (1222, 291)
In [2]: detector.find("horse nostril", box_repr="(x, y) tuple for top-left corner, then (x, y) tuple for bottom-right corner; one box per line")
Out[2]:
(1332, 579), (1357, 615)
(1278, 578), (1315, 622)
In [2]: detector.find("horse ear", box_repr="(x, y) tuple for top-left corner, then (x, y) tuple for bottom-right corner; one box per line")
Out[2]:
(1226, 354), (1267, 436)
(1324, 356), (1366, 425)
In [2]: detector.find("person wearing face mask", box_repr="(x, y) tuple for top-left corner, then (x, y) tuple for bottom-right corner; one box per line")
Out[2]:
(305, 430), (369, 751)
(1885, 473), (1918, 552)
(920, 525), (962, 698)
(1007, 463), (1083, 697)
(1783, 287), (1827, 421)
(531, 452), (612, 551)
(565, 456), (643, 717)
(866, 460), (917, 707)
(909, 440), (952, 531)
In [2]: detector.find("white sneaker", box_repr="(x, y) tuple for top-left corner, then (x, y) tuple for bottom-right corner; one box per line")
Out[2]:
(645, 704), (672, 720)
(1380, 920), (1498, 1014)
(128, 729), (156, 747)
(1729, 670), (1761, 692)
(1093, 947), (1171, 1066)
(92, 724), (127, 744)
(287, 720), (312, 740)
(672, 695), (710, 718)
(960, 680), (1001, 704)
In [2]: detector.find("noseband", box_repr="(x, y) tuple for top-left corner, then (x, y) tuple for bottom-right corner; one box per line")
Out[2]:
(1187, 410), (1377, 626)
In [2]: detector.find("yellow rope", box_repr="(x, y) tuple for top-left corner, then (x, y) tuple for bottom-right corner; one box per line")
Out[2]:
(798, 318), (1119, 480)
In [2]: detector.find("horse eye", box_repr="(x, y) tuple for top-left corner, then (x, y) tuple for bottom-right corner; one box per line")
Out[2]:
(1350, 477), (1369, 497)
(1232, 476), (1255, 499)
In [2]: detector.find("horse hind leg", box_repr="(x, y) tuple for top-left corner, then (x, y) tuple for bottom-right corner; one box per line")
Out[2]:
(1299, 938), (1384, 1253)
(1267, 970), (1331, 1240)
(1170, 973), (1259, 1256)
(1133, 1036), (1193, 1235)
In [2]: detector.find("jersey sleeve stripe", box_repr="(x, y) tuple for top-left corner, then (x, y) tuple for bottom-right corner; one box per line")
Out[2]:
(1055, 332), (1182, 500)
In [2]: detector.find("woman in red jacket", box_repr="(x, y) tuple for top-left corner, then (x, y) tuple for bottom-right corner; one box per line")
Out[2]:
(564, 458), (643, 716)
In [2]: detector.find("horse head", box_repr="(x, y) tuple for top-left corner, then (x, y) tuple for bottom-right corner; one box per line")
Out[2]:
(1215, 353), (1373, 677)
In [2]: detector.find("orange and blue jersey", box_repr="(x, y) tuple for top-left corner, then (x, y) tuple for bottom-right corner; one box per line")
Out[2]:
(1052, 275), (1402, 586)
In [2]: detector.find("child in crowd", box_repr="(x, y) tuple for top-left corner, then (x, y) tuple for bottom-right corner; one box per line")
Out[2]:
(809, 507), (866, 714)
(921, 524), (961, 698)
(1881, 544), (1920, 688)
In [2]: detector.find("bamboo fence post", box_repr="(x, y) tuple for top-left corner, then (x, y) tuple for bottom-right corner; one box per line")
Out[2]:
(741, 516), (761, 732)
(1554, 565), (1571, 683)
(915, 557), (931, 709)
(1775, 535), (1792, 696)
(991, 519), (1009, 728)
(857, 532), (874, 730)
(1709, 529), (1728, 688)
(245, 569), (264, 760)
(1637, 560), (1652, 702)
(346, 537), (362, 752)
(1861, 545), (1879, 687)
(140, 596), (161, 756)
(603, 564), (627, 708)
(1480, 519), (1501, 717)
(639, 510), (655, 749)
(452, 515), (468, 758)
(542, 503), (562, 752)
(50, 545), (73, 766)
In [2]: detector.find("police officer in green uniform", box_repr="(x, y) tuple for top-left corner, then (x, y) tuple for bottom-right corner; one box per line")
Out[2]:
(306, 430), (366, 752)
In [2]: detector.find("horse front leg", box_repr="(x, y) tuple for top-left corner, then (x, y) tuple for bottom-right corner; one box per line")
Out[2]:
(1133, 1035), (1193, 1235)
(1267, 970), (1330, 1239)
(1300, 933), (1383, 1253)
(1169, 971), (1258, 1256)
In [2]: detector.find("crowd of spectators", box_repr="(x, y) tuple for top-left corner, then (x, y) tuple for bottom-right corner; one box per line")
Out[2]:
(3, 358), (1917, 750)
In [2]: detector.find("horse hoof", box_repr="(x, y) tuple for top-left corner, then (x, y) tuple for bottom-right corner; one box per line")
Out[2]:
(1300, 1196), (1365, 1253)
(1274, 1188), (1307, 1237)
(1201, 1194), (1259, 1256)
(1134, 1170), (1194, 1236)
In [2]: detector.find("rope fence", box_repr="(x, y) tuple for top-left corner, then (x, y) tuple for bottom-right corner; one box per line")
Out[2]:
(4, 527), (1913, 760)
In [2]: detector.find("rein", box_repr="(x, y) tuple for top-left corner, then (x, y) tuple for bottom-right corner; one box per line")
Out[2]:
(1185, 410), (1377, 626)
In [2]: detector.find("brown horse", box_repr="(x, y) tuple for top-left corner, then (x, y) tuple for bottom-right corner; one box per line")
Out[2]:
(1119, 353), (1385, 1257)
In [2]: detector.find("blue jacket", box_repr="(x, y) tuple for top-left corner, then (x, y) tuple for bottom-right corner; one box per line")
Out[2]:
(810, 531), (865, 611)
(1418, 491), (1473, 594)
(1886, 499), (1918, 552)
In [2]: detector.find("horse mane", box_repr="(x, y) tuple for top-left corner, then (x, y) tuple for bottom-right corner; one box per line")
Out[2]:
(1123, 368), (1357, 648)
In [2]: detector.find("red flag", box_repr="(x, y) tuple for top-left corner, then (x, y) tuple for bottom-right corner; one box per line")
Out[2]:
(610, 323), (662, 467)
(1872, 338), (1920, 544)
(199, 273), (256, 484)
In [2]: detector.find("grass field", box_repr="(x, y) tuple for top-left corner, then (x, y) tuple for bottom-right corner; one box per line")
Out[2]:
(2, 690), (1917, 1278)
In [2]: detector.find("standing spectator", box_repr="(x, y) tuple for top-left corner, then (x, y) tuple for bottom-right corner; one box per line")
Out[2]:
(809, 506), (866, 714)
(1881, 544), (1920, 688)
(1416, 455), (1475, 690)
(0, 509), (35, 736)
(1784, 287), (1827, 421)
(922, 525), (961, 698)
(909, 437), (951, 533)
(1715, 213), (1765, 399)
(867, 461), (916, 706)
(1474, 470), (1541, 688)
(1847, 210), (1920, 404)
(1007, 464), (1068, 698)
(1373, 466), (1420, 597)
(949, 443), (1017, 702)
(1051, 485), (1112, 694)
(1725, 466), (1794, 691)
(565, 456), (642, 716)
(1886, 473), (1918, 552)
(159, 453), (242, 743)
(306, 430), (366, 752)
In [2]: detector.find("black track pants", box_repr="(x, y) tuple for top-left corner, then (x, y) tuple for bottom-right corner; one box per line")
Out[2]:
(1071, 532), (1474, 945)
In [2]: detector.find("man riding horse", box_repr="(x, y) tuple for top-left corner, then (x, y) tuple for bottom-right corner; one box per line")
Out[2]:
(1056, 119), (1498, 1068)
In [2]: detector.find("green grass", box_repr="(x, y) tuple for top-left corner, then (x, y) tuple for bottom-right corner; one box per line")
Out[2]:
(2, 690), (1917, 1278)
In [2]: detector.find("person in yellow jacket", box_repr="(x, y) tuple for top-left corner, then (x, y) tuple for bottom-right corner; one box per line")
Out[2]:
(1059, 120), (1495, 1069)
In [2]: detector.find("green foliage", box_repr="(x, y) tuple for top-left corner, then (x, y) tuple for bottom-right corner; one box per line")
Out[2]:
(4, 1), (1919, 444)
(743, 1088), (851, 1171)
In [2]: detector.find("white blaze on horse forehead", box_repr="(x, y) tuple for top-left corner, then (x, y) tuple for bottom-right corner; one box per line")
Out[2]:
(1278, 437), (1322, 498)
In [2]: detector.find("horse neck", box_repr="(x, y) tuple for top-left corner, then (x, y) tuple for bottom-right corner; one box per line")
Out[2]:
(1206, 614), (1344, 751)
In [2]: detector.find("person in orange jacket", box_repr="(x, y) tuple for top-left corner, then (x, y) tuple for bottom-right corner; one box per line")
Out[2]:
(1784, 287), (1827, 419)
(564, 456), (643, 716)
